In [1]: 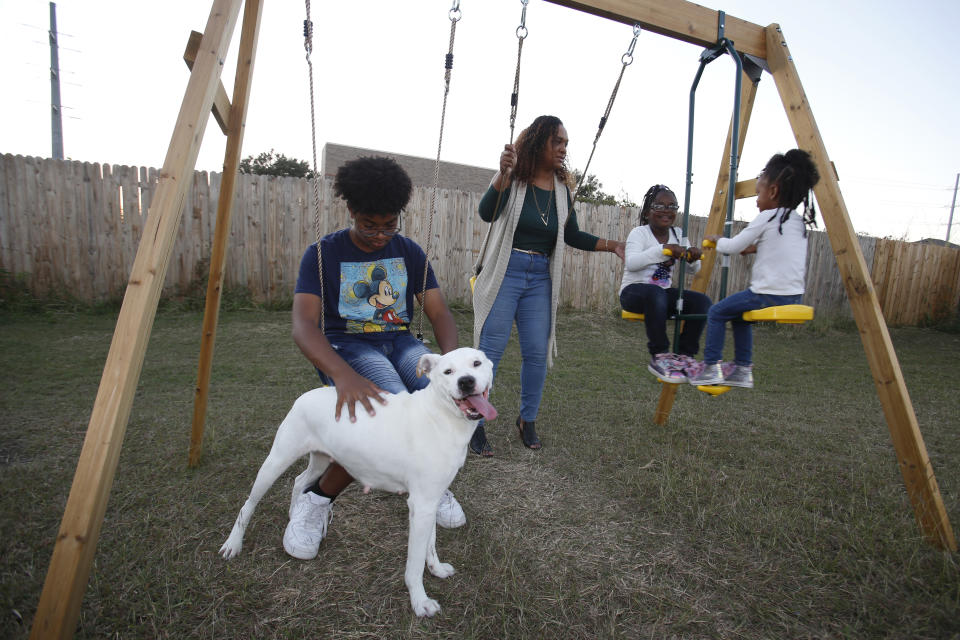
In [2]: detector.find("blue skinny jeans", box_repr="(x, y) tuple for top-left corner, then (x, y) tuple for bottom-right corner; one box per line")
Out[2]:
(478, 249), (552, 424)
(619, 283), (711, 357)
(702, 288), (802, 365)
(316, 331), (431, 393)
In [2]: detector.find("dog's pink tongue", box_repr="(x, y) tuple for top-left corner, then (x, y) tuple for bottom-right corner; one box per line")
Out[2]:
(466, 394), (497, 420)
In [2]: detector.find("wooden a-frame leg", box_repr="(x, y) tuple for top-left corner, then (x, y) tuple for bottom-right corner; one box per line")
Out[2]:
(189, 0), (265, 467)
(29, 2), (244, 638)
(765, 23), (955, 551)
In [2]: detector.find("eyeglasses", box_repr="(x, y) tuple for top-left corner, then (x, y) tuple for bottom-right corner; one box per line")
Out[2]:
(649, 203), (679, 212)
(355, 217), (402, 238)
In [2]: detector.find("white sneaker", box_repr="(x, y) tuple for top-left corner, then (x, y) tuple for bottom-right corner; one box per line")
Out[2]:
(436, 489), (466, 528)
(283, 492), (333, 560)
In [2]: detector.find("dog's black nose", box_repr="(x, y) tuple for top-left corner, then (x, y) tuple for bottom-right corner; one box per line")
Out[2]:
(457, 376), (476, 394)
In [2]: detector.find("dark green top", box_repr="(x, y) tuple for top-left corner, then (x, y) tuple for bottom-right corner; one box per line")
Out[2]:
(478, 184), (599, 256)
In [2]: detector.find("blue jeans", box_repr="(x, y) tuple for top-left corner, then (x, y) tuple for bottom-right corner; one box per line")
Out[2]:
(703, 289), (802, 365)
(619, 283), (711, 357)
(317, 332), (431, 393)
(478, 250), (552, 423)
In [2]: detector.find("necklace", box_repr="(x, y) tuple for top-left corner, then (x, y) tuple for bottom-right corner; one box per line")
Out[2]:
(532, 186), (554, 226)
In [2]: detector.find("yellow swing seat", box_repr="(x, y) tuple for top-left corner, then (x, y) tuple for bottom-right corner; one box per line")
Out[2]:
(742, 304), (814, 324)
(621, 310), (645, 321)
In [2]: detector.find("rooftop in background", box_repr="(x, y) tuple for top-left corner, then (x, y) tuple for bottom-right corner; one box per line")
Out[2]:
(321, 143), (496, 194)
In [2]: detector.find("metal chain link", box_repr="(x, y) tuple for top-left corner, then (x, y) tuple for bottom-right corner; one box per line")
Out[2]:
(415, 1), (461, 341)
(508, 0), (529, 143)
(574, 24), (641, 200)
(483, 0), (531, 263)
(304, 0), (325, 335)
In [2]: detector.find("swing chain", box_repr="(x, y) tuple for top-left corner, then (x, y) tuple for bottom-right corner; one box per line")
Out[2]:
(574, 24), (641, 200)
(415, 1), (461, 340)
(516, 0), (529, 39)
(304, 0), (325, 335)
(509, 0), (530, 143)
(621, 23), (641, 66)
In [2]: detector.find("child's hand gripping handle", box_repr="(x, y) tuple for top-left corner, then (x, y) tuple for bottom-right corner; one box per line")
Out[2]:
(662, 246), (703, 262)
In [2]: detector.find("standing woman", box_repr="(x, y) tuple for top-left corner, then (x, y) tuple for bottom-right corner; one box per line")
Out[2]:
(470, 115), (625, 456)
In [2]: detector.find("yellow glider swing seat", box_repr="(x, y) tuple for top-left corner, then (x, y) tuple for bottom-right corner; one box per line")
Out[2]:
(622, 304), (815, 395)
(620, 303), (814, 324)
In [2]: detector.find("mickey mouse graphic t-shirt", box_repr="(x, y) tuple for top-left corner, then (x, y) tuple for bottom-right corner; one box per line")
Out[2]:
(296, 229), (439, 337)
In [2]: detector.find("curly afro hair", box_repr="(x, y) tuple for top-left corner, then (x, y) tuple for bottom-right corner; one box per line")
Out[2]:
(334, 156), (413, 215)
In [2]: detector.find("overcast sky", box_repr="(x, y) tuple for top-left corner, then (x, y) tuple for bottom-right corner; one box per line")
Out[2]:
(2, 0), (958, 242)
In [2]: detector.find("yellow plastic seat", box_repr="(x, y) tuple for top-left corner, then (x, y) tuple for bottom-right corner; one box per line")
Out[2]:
(621, 310), (645, 321)
(741, 304), (814, 324)
(697, 384), (732, 396)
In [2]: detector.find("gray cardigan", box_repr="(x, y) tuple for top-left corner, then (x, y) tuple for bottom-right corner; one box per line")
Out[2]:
(471, 176), (570, 367)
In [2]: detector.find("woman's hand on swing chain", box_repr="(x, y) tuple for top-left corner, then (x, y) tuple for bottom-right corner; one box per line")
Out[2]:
(333, 369), (388, 423)
(499, 144), (517, 174)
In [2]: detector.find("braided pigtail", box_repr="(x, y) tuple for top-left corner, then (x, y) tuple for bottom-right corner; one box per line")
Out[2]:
(762, 149), (821, 237)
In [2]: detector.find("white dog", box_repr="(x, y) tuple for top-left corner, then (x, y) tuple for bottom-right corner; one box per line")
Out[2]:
(219, 347), (496, 617)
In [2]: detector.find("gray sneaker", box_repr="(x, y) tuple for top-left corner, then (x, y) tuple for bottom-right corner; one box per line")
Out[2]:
(688, 362), (724, 386)
(723, 364), (754, 388)
(283, 492), (333, 560)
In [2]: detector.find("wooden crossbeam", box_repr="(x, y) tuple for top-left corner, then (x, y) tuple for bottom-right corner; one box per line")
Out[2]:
(544, 0), (767, 58)
(765, 23), (956, 551)
(184, 30), (232, 135)
(734, 177), (757, 199)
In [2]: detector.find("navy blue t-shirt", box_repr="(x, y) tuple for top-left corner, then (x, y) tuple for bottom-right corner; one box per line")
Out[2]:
(295, 229), (439, 338)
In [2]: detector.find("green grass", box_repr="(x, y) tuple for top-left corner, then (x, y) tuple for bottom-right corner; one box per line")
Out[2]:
(1, 307), (958, 638)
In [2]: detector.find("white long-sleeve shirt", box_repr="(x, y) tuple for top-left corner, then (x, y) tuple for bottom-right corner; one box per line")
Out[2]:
(619, 225), (700, 293)
(715, 207), (807, 295)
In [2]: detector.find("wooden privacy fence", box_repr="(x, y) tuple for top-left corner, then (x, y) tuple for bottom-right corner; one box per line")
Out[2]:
(2, 154), (958, 324)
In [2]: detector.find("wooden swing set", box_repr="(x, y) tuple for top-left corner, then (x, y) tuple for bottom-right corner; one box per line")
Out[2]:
(29, 1), (956, 638)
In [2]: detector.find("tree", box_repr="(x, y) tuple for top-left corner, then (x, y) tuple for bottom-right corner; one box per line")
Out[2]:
(571, 169), (635, 207)
(239, 149), (314, 178)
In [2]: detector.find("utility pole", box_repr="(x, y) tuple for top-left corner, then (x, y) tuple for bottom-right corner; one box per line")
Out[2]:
(49, 1), (64, 160)
(947, 173), (958, 245)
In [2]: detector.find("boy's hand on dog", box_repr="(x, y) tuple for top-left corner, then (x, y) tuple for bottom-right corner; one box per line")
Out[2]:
(334, 370), (388, 422)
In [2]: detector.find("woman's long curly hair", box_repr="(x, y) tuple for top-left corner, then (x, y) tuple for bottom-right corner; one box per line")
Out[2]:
(511, 115), (570, 186)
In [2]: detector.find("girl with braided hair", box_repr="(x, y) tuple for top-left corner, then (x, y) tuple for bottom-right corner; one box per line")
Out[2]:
(619, 184), (711, 382)
(689, 149), (821, 388)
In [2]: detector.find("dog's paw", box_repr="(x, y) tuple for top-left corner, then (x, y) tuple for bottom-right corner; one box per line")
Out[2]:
(428, 561), (455, 579)
(219, 538), (241, 559)
(412, 597), (441, 617)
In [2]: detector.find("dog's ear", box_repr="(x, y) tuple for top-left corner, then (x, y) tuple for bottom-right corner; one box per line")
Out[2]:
(416, 353), (441, 378)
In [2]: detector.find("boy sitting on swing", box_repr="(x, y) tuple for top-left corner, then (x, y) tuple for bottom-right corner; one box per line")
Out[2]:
(286, 156), (466, 561)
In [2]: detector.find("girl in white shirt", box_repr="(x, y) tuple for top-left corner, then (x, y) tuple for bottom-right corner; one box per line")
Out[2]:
(689, 149), (820, 388)
(619, 184), (710, 382)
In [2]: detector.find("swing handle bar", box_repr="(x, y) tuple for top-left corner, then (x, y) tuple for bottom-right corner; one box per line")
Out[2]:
(662, 247), (702, 261)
